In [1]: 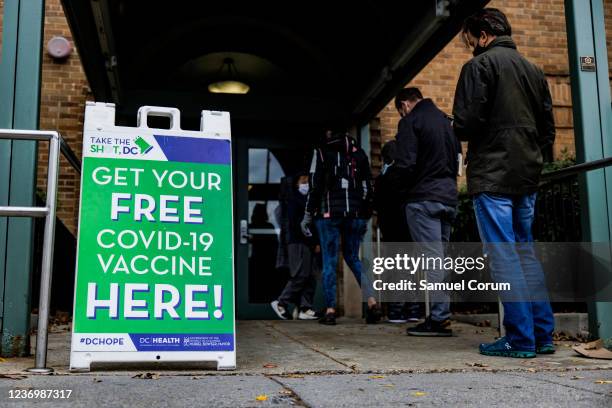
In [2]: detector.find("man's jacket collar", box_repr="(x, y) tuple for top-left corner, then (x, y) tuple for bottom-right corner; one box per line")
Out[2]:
(407, 98), (434, 116)
(473, 36), (517, 57)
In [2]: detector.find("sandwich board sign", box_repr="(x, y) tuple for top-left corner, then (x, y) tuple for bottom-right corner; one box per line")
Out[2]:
(70, 102), (236, 370)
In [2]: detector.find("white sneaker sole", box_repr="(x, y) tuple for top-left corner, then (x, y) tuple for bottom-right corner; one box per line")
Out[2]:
(270, 301), (288, 320)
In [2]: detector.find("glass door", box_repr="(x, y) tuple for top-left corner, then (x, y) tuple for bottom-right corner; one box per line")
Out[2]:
(234, 136), (322, 318)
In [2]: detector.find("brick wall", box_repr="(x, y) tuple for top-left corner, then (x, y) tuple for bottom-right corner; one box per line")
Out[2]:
(0, 0), (90, 235)
(2, 1), (611, 234)
(37, 0), (90, 235)
(376, 0), (589, 177)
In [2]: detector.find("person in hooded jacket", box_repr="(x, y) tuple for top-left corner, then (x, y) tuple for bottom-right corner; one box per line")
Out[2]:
(271, 172), (321, 320)
(453, 8), (556, 358)
(301, 131), (381, 325)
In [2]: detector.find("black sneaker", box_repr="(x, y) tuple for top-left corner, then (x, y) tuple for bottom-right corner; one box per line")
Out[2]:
(366, 304), (382, 324)
(387, 302), (408, 323)
(270, 300), (292, 320)
(406, 317), (452, 337)
(319, 312), (336, 325)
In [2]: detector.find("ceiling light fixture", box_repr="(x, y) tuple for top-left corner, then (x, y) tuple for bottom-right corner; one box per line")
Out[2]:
(208, 57), (250, 94)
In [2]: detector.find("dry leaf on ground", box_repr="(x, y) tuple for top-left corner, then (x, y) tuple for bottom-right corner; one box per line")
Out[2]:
(466, 362), (489, 367)
(0, 374), (26, 380)
(256, 394), (268, 401)
(411, 391), (428, 397)
(132, 372), (160, 380)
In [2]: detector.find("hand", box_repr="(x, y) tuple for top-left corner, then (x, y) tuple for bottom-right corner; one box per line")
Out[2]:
(301, 213), (313, 237)
(314, 245), (321, 254)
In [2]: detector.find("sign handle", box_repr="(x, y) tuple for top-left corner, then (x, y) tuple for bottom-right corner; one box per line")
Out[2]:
(137, 106), (181, 130)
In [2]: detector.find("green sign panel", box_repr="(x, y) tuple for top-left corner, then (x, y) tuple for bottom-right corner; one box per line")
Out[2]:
(70, 104), (236, 370)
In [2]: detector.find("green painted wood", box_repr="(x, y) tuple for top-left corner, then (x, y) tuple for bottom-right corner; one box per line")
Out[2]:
(565, 0), (612, 339)
(0, 0), (45, 357)
(0, 0), (21, 330)
(590, 0), (612, 340)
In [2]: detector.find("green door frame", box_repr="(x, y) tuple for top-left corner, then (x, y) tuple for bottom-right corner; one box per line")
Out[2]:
(234, 133), (325, 319)
(565, 0), (612, 339)
(0, 0), (45, 356)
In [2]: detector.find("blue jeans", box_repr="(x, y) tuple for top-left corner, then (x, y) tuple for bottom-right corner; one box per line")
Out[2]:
(405, 201), (456, 322)
(473, 193), (555, 350)
(315, 218), (369, 308)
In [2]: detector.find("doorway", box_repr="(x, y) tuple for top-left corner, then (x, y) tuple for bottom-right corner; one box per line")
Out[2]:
(234, 134), (324, 319)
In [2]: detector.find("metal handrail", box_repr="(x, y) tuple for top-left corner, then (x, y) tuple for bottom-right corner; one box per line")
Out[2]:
(0, 128), (79, 374)
(60, 137), (82, 174)
(540, 156), (612, 182)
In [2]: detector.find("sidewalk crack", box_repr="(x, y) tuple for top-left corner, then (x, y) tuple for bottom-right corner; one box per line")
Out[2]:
(261, 322), (358, 373)
(507, 372), (610, 396)
(267, 375), (312, 408)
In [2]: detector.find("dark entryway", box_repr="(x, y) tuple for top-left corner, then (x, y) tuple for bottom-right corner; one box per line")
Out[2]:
(60, 0), (488, 318)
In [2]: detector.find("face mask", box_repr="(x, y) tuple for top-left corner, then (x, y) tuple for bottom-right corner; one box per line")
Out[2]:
(472, 44), (486, 56)
(472, 35), (489, 56)
(298, 183), (309, 196)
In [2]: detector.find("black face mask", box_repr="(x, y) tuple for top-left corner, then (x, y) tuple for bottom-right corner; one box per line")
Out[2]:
(472, 44), (487, 57)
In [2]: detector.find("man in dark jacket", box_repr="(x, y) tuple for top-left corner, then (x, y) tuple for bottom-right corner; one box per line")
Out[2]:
(373, 140), (421, 323)
(394, 88), (461, 337)
(374, 141), (410, 243)
(301, 131), (380, 325)
(453, 8), (555, 358)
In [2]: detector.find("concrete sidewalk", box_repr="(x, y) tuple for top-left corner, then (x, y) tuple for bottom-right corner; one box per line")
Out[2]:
(3, 319), (611, 375)
(1, 320), (611, 407)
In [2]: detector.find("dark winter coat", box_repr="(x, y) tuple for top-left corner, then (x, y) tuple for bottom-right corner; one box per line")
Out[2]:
(306, 135), (373, 219)
(394, 98), (461, 206)
(452, 36), (556, 195)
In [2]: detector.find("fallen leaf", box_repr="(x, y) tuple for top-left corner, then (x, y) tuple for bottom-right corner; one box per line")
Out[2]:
(527, 368), (537, 373)
(279, 390), (293, 395)
(595, 380), (612, 384)
(256, 394), (268, 401)
(382, 384), (395, 388)
(263, 363), (278, 369)
(466, 362), (489, 368)
(369, 375), (385, 379)
(132, 372), (160, 380)
(0, 374), (26, 380)
(571, 376), (584, 380)
(0, 357), (6, 362)
(93, 378), (102, 383)
(411, 391), (428, 397)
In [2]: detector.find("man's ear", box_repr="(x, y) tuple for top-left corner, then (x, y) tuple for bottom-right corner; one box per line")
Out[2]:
(479, 31), (488, 46)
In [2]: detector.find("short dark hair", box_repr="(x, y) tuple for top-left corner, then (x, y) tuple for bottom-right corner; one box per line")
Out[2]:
(394, 87), (423, 110)
(463, 8), (512, 38)
(381, 140), (397, 165)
